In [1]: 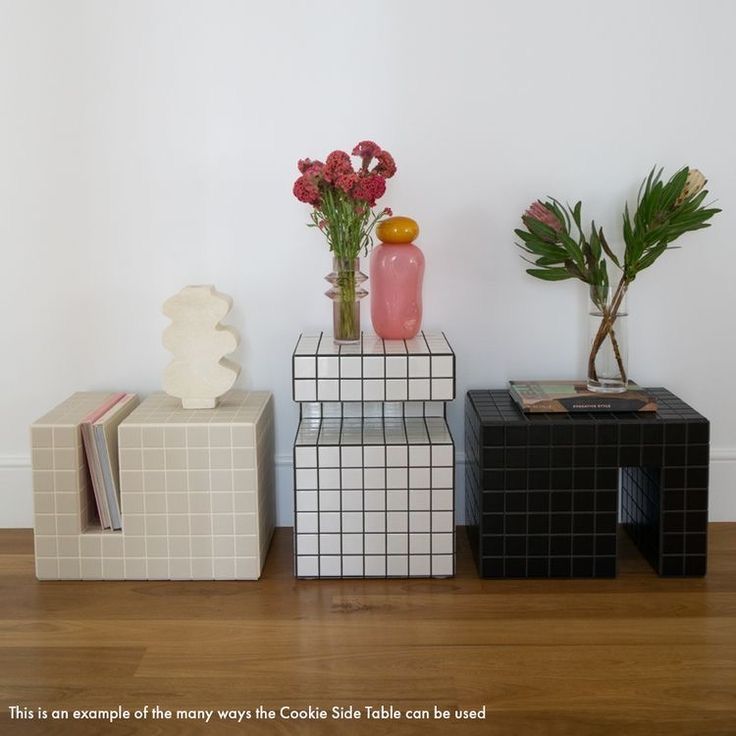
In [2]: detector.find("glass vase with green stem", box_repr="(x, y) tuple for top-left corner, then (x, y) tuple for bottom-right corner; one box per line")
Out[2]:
(293, 141), (396, 344)
(315, 187), (388, 343)
(516, 166), (720, 393)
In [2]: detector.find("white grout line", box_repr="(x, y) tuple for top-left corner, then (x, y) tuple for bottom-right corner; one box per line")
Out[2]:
(4, 448), (736, 470)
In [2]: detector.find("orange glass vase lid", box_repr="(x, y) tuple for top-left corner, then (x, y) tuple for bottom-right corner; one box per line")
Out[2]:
(376, 216), (419, 244)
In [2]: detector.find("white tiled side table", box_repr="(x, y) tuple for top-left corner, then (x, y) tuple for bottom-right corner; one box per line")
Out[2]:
(30, 390), (275, 581)
(292, 332), (456, 578)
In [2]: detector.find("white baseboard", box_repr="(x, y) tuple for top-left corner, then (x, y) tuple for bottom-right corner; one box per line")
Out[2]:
(2, 450), (735, 527)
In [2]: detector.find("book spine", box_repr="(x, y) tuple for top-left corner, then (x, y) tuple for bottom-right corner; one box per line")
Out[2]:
(81, 392), (126, 424)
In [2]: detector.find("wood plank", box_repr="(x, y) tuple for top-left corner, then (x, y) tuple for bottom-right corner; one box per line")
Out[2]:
(0, 525), (735, 736)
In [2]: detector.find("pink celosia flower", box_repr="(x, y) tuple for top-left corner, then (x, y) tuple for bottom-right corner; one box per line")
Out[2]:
(374, 150), (396, 178)
(524, 200), (563, 232)
(298, 158), (324, 175)
(353, 174), (386, 206)
(352, 140), (382, 158)
(335, 172), (358, 194)
(323, 150), (353, 183)
(383, 207), (393, 217)
(293, 174), (321, 205)
(352, 140), (382, 170)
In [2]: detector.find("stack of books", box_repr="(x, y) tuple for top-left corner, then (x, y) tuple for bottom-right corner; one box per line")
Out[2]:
(509, 380), (656, 413)
(81, 393), (139, 529)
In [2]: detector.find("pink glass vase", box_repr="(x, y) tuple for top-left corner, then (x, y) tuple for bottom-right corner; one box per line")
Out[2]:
(370, 216), (424, 339)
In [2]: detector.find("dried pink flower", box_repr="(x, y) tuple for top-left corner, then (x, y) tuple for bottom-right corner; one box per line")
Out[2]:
(352, 140), (382, 170)
(323, 150), (353, 183)
(335, 172), (358, 194)
(298, 158), (323, 175)
(524, 201), (563, 232)
(293, 174), (321, 206)
(353, 174), (386, 207)
(374, 150), (396, 178)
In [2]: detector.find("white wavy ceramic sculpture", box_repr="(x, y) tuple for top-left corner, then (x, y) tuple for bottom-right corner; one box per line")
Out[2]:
(162, 285), (240, 409)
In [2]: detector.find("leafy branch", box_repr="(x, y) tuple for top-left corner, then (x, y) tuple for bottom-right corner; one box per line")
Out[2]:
(515, 166), (721, 386)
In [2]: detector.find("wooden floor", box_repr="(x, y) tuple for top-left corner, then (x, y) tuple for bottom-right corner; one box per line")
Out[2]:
(1, 527), (735, 736)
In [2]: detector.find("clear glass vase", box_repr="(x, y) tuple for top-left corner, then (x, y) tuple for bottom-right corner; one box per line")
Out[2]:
(587, 283), (629, 393)
(325, 257), (367, 344)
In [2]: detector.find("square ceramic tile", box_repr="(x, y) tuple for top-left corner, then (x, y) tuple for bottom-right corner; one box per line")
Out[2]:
(408, 355), (431, 377)
(433, 533), (454, 554)
(341, 490), (362, 511)
(409, 555), (431, 576)
(296, 491), (318, 512)
(341, 468), (363, 489)
(385, 380), (408, 401)
(432, 555), (453, 576)
(432, 445), (454, 467)
(387, 534), (408, 554)
(363, 356), (385, 378)
(320, 556), (341, 576)
(343, 534), (363, 554)
(340, 380), (362, 402)
(318, 446), (340, 467)
(387, 556), (408, 576)
(297, 534), (319, 555)
(319, 468), (341, 489)
(431, 378), (454, 400)
(318, 533), (340, 555)
(297, 556), (319, 576)
(296, 469), (318, 490)
(294, 356), (317, 378)
(432, 511), (454, 533)
(408, 379), (431, 401)
(317, 356), (339, 378)
(409, 445), (431, 467)
(340, 356), (363, 378)
(319, 490), (340, 511)
(294, 380), (317, 402)
(343, 556), (364, 576)
(410, 533), (431, 554)
(317, 380), (340, 402)
(386, 356), (408, 378)
(364, 468), (385, 489)
(410, 510), (431, 532)
(363, 380), (385, 401)
(295, 446), (317, 468)
(432, 489), (454, 510)
(364, 446), (386, 467)
(365, 556), (386, 576)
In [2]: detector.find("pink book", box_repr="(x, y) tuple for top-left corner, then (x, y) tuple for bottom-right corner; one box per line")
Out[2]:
(81, 392), (126, 529)
(82, 392), (127, 424)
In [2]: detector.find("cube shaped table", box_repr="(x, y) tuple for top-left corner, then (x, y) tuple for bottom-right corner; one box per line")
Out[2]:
(465, 388), (709, 578)
(31, 390), (275, 580)
(292, 332), (456, 578)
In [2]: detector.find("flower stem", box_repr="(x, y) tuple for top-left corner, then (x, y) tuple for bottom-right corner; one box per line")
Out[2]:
(588, 277), (629, 385)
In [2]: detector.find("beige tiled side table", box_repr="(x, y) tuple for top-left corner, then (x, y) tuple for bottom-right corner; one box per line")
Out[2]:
(30, 390), (275, 580)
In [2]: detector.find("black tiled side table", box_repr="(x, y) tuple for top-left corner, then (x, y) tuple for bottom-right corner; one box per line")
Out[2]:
(465, 388), (709, 578)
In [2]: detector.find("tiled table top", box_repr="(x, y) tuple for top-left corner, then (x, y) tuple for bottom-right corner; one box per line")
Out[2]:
(468, 388), (709, 428)
(294, 332), (453, 356)
(293, 332), (455, 403)
(121, 391), (272, 426)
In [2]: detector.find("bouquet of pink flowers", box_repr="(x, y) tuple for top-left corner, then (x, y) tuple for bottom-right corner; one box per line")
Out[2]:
(293, 140), (396, 259)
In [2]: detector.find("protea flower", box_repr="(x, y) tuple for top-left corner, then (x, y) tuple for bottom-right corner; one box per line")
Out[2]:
(675, 168), (707, 207)
(523, 200), (564, 234)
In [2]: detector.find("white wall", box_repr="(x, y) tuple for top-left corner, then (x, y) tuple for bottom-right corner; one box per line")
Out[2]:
(1, 0), (735, 525)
